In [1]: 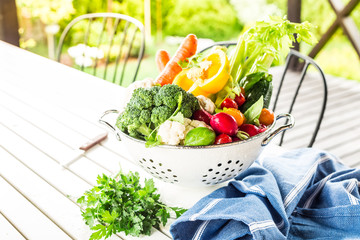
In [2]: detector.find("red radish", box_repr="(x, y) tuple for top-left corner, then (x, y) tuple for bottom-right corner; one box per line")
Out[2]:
(239, 124), (260, 137)
(192, 109), (212, 125)
(215, 134), (232, 144)
(210, 112), (238, 136)
(234, 93), (246, 108)
(221, 98), (238, 109)
(258, 125), (267, 133)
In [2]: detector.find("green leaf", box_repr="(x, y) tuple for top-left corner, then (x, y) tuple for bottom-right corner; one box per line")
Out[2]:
(170, 207), (188, 218)
(169, 112), (184, 124)
(244, 96), (263, 124)
(77, 196), (85, 204)
(156, 208), (170, 226)
(178, 52), (206, 69)
(184, 127), (216, 146)
(144, 178), (156, 193)
(101, 210), (118, 223)
(145, 132), (162, 148)
(89, 224), (108, 240)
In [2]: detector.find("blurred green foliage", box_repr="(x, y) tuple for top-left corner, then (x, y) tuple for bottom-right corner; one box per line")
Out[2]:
(17, 0), (360, 82)
(163, 0), (242, 41)
(59, 0), (241, 42)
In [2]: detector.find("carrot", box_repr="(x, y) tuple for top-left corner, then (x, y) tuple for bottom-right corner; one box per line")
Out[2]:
(155, 34), (198, 86)
(155, 49), (171, 72)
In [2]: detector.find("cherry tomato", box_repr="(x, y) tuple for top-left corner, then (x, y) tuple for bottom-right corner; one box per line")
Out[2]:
(192, 109), (212, 125)
(214, 133), (232, 144)
(222, 108), (245, 126)
(234, 93), (246, 108)
(259, 108), (275, 126)
(221, 98), (238, 109)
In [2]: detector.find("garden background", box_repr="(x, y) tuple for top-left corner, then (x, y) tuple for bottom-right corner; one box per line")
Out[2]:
(16, 0), (360, 85)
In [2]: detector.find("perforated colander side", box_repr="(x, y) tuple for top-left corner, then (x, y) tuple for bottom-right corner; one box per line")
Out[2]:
(138, 158), (179, 184)
(201, 159), (245, 185)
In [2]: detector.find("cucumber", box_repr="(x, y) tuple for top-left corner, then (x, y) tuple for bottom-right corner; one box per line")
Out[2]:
(240, 74), (273, 112)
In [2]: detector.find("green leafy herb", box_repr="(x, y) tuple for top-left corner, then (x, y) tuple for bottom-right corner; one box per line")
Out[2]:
(77, 172), (187, 239)
(178, 52), (205, 69)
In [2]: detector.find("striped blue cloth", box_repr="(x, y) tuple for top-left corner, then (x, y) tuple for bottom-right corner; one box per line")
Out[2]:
(170, 148), (360, 239)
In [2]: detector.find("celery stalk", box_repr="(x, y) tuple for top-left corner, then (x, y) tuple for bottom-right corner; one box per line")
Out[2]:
(228, 16), (317, 86)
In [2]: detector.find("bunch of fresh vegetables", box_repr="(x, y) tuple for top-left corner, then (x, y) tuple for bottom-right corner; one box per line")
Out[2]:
(77, 171), (186, 239)
(116, 16), (317, 147)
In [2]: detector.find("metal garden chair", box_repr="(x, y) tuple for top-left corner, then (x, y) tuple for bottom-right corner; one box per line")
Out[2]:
(56, 13), (145, 86)
(200, 43), (328, 148)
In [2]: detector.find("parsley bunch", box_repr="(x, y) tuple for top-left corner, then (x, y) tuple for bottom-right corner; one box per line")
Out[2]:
(77, 172), (186, 240)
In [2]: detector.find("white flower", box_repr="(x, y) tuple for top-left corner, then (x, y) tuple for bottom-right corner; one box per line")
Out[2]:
(74, 56), (92, 67)
(67, 44), (104, 67)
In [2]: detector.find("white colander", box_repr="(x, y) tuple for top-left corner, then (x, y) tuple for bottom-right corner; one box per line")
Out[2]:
(100, 110), (294, 187)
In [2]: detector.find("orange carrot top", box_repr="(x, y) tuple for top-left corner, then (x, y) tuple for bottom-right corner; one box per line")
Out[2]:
(155, 34), (198, 86)
(155, 49), (171, 72)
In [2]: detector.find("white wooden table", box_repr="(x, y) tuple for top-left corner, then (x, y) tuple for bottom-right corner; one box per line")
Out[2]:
(0, 41), (190, 240)
(0, 41), (294, 240)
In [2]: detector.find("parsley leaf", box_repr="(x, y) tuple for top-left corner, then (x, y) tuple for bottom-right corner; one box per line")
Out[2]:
(78, 172), (187, 239)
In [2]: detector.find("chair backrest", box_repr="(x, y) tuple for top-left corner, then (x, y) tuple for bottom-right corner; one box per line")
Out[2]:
(56, 13), (145, 86)
(200, 42), (328, 148)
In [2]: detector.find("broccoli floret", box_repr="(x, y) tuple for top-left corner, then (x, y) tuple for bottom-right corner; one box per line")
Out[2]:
(128, 88), (155, 110)
(116, 108), (152, 139)
(140, 109), (152, 124)
(117, 84), (200, 141)
(154, 84), (183, 109)
(180, 93), (200, 118)
(149, 85), (161, 96)
(151, 106), (173, 127)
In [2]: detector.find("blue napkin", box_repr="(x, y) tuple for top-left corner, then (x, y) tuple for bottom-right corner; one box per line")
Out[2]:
(170, 148), (360, 240)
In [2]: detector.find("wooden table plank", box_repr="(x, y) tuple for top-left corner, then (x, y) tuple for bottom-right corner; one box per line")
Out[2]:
(0, 175), (72, 239)
(0, 147), (121, 240)
(1, 66), (132, 161)
(0, 213), (26, 240)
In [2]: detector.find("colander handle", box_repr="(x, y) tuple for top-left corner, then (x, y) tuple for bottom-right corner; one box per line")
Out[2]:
(261, 113), (295, 146)
(99, 109), (122, 141)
